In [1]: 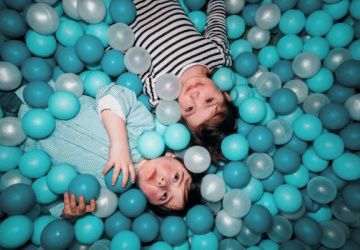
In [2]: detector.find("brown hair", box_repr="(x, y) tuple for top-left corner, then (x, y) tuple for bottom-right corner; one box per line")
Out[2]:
(190, 95), (238, 161)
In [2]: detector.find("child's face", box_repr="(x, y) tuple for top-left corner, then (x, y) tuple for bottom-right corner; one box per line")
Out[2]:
(178, 76), (229, 129)
(137, 153), (192, 210)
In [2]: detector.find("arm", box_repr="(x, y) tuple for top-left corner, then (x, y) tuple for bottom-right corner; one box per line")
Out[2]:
(204, 0), (228, 49)
(62, 192), (96, 219)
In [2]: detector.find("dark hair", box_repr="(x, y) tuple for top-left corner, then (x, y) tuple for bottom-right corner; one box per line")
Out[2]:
(190, 95), (238, 161)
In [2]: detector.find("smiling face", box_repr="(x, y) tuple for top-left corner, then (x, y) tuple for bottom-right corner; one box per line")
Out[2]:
(178, 76), (229, 129)
(137, 153), (192, 211)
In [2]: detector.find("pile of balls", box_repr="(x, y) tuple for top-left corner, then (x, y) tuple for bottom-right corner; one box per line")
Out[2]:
(0, 0), (360, 249)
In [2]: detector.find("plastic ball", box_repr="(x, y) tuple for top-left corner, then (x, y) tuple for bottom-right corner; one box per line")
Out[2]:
(269, 88), (298, 115)
(247, 153), (274, 179)
(292, 52), (321, 79)
(332, 153), (360, 181)
(21, 57), (52, 82)
(306, 67), (334, 93)
(326, 22), (354, 48)
(118, 188), (147, 218)
(109, 0), (136, 24)
(307, 176), (337, 204)
(23, 81), (54, 108)
(303, 37), (330, 60)
(26, 3), (59, 35)
(104, 211), (131, 239)
(149, 241), (172, 250)
(255, 3), (281, 30)
(0, 215), (33, 249)
(56, 18), (84, 46)
(283, 164), (309, 189)
(212, 67), (235, 91)
(31, 176), (58, 204)
(25, 30), (57, 57)
(155, 100), (181, 125)
(55, 73), (84, 97)
(155, 73), (182, 100)
(221, 133), (249, 161)
(186, 205), (214, 235)
(331, 196), (359, 225)
(244, 204), (273, 234)
(18, 149), (51, 179)
(160, 216), (187, 246)
(132, 212), (159, 243)
(266, 119), (293, 145)
(239, 98), (267, 124)
(0, 183), (35, 215)
(77, 0), (106, 24)
(189, 10), (207, 33)
(184, 146), (211, 173)
(0, 117), (26, 147)
(75, 35), (104, 64)
(124, 46), (151, 74)
(279, 9), (305, 34)
(303, 93), (330, 115)
(89, 187), (117, 218)
(313, 133), (344, 160)
(107, 23), (135, 52)
(267, 215), (293, 243)
(0, 9), (26, 38)
(247, 26), (271, 50)
(48, 90), (80, 120)
(75, 215), (104, 244)
(230, 39), (253, 60)
(247, 126), (274, 153)
(276, 34), (303, 60)
(191, 232), (218, 250)
(336, 59), (360, 88)
(201, 174), (226, 202)
(116, 72), (143, 96)
(345, 94), (360, 121)
(0, 40), (31, 67)
(227, 15), (245, 40)
(21, 109), (56, 139)
(83, 70), (111, 97)
(224, 0), (245, 14)
(104, 168), (132, 194)
(236, 223), (261, 246)
(223, 189), (251, 219)
(219, 238), (243, 250)
(234, 52), (259, 77)
(342, 183), (360, 211)
(323, 0), (350, 20)
(273, 184), (303, 213)
(100, 49), (125, 77)
(55, 46), (85, 74)
(273, 147), (300, 174)
(138, 131), (165, 159)
(319, 104), (350, 131)
(242, 177), (264, 202)
(324, 48), (352, 72)
(283, 79), (308, 104)
(31, 215), (56, 246)
(258, 46), (279, 68)
(164, 123), (190, 150)
(305, 10), (333, 36)
(320, 220), (347, 249)
(46, 163), (78, 194)
(41, 219), (74, 250)
(68, 174), (100, 203)
(110, 230), (140, 250)
(340, 123), (360, 151)
(215, 209), (242, 237)
(242, 3), (259, 27)
(262, 170), (284, 193)
(293, 114), (322, 141)
(255, 72), (282, 98)
(223, 161), (251, 189)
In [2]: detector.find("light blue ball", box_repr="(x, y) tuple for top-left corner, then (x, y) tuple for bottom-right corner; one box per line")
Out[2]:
(19, 149), (51, 179)
(332, 153), (360, 181)
(116, 72), (143, 96)
(0, 145), (23, 172)
(293, 114), (323, 141)
(132, 212), (160, 243)
(164, 123), (190, 151)
(188, 11), (207, 33)
(306, 176), (337, 204)
(230, 39), (253, 60)
(75, 35), (104, 64)
(84, 70), (111, 97)
(276, 34), (303, 60)
(48, 91), (80, 120)
(75, 215), (104, 245)
(21, 57), (52, 82)
(234, 52), (259, 77)
(306, 206), (332, 223)
(221, 133), (249, 161)
(350, 0), (360, 19)
(118, 188), (147, 218)
(303, 37), (330, 60)
(111, 230), (140, 250)
(223, 161), (251, 189)
(138, 131), (165, 159)
(46, 164), (78, 194)
(101, 49), (125, 77)
(0, 40), (31, 67)
(32, 176), (58, 204)
(21, 109), (56, 139)
(306, 67), (334, 93)
(191, 232), (218, 250)
(258, 46), (279, 68)
(212, 67), (235, 91)
(262, 170), (284, 193)
(326, 23), (354, 48)
(104, 211), (131, 238)
(55, 46), (84, 73)
(56, 18), (84, 46)
(242, 4), (260, 27)
(279, 9), (305, 34)
(273, 184), (303, 213)
(239, 98), (267, 124)
(302, 147), (328, 173)
(86, 22), (109, 47)
(323, 0), (350, 20)
(242, 177), (264, 202)
(313, 133), (344, 160)
(104, 168), (132, 194)
(25, 30), (57, 57)
(0, 215), (33, 249)
(149, 241), (173, 250)
(68, 174), (100, 203)
(226, 15), (245, 40)
(255, 192), (278, 216)
(186, 205), (214, 235)
(32, 215), (57, 246)
(160, 216), (187, 246)
(109, 0), (136, 24)
(284, 165), (310, 188)
(305, 10), (333, 36)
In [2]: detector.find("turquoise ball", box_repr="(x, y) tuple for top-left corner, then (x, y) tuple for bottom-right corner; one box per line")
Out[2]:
(138, 131), (165, 159)
(46, 163), (78, 194)
(21, 109), (56, 139)
(68, 174), (100, 203)
(305, 10), (333, 36)
(332, 153), (360, 181)
(19, 149), (51, 179)
(188, 11), (207, 33)
(191, 232), (218, 250)
(221, 133), (249, 161)
(313, 133), (344, 160)
(48, 91), (80, 120)
(273, 184), (303, 213)
(25, 30), (57, 57)
(239, 98), (267, 124)
(118, 188), (147, 218)
(0, 215), (33, 249)
(164, 123), (190, 151)
(293, 114), (323, 141)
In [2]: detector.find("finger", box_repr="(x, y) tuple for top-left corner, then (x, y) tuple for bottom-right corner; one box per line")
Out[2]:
(112, 165), (121, 185)
(63, 192), (70, 207)
(78, 195), (86, 214)
(129, 164), (136, 184)
(89, 199), (96, 212)
(70, 193), (77, 214)
(121, 166), (129, 187)
(102, 161), (113, 175)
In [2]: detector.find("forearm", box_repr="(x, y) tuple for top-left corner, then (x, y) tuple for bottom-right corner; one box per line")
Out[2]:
(101, 109), (128, 147)
(204, 0), (228, 44)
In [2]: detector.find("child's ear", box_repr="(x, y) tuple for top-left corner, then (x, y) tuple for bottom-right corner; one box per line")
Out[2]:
(165, 152), (176, 158)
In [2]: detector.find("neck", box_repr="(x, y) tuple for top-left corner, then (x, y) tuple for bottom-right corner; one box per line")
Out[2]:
(135, 158), (148, 176)
(179, 65), (209, 85)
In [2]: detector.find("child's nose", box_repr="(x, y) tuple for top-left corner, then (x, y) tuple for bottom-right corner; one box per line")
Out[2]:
(157, 176), (166, 187)
(189, 90), (199, 99)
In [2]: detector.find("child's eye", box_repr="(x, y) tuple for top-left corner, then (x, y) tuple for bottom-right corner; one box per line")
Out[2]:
(185, 106), (193, 112)
(206, 98), (214, 103)
(160, 192), (168, 201)
(173, 173), (180, 183)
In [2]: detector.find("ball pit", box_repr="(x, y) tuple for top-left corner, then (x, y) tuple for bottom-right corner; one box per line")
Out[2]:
(0, 0), (360, 249)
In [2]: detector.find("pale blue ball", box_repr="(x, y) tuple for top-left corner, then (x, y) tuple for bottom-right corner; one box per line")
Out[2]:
(293, 114), (323, 141)
(188, 11), (207, 33)
(21, 109), (56, 139)
(273, 184), (303, 213)
(326, 23), (354, 48)
(303, 37), (330, 60)
(111, 230), (140, 250)
(160, 216), (187, 246)
(164, 123), (190, 151)
(242, 177), (264, 202)
(83, 70), (111, 97)
(302, 147), (328, 173)
(221, 133), (249, 161)
(313, 133), (344, 160)
(256, 192), (278, 216)
(258, 46), (279, 68)
(305, 10), (333, 36)
(118, 188), (147, 218)
(25, 30), (57, 57)
(75, 215), (104, 245)
(191, 232), (218, 250)
(46, 164), (78, 194)
(306, 67), (334, 93)
(284, 165), (310, 189)
(332, 153), (360, 181)
(32, 176), (58, 204)
(276, 34), (303, 60)
(279, 9), (305, 34)
(239, 98), (267, 124)
(56, 18), (84, 46)
(212, 67), (235, 91)
(0, 215), (33, 249)
(226, 15), (245, 40)
(138, 131), (165, 159)
(19, 149), (51, 179)
(48, 91), (80, 120)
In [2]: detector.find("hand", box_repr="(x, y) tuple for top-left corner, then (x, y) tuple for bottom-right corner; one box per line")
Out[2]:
(102, 143), (136, 187)
(62, 192), (96, 219)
